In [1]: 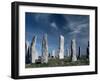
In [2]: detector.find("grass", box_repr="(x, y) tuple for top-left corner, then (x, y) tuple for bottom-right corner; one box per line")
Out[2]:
(25, 57), (89, 68)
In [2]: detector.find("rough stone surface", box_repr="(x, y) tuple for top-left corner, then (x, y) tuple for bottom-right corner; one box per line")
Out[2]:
(25, 41), (31, 64)
(59, 35), (64, 59)
(31, 36), (37, 63)
(42, 34), (48, 63)
(71, 39), (77, 61)
(67, 48), (70, 57)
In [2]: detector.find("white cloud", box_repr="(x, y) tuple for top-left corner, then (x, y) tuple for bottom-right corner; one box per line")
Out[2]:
(51, 22), (58, 30)
(69, 21), (89, 35)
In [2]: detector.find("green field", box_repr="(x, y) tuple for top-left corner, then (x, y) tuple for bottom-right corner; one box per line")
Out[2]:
(25, 57), (89, 68)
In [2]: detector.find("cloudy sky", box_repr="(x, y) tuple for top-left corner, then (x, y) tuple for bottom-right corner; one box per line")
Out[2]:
(25, 12), (89, 56)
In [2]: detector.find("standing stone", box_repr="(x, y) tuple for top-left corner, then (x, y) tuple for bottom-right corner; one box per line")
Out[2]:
(71, 39), (77, 61)
(55, 49), (59, 58)
(25, 42), (28, 52)
(42, 34), (48, 63)
(25, 42), (28, 56)
(35, 51), (38, 60)
(31, 36), (37, 63)
(25, 41), (31, 64)
(52, 50), (55, 58)
(86, 41), (89, 59)
(25, 41), (30, 56)
(59, 35), (64, 59)
(77, 46), (80, 60)
(25, 42), (28, 64)
(67, 48), (70, 57)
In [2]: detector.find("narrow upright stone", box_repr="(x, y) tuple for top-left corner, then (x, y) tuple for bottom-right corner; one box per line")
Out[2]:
(25, 41), (31, 64)
(25, 42), (28, 63)
(86, 41), (89, 59)
(59, 35), (64, 59)
(71, 39), (77, 61)
(67, 48), (70, 57)
(25, 42), (28, 56)
(55, 49), (59, 58)
(42, 34), (48, 63)
(31, 36), (37, 63)
(25, 41), (29, 56)
(77, 46), (80, 60)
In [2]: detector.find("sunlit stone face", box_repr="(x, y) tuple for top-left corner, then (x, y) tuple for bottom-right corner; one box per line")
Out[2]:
(59, 35), (64, 59)
(42, 34), (48, 63)
(31, 36), (37, 63)
(71, 39), (77, 61)
(67, 48), (70, 57)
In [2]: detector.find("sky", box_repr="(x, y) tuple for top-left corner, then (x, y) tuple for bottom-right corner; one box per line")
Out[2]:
(25, 12), (89, 56)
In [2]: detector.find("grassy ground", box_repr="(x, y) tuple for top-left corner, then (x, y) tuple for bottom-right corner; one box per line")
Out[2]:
(25, 57), (89, 68)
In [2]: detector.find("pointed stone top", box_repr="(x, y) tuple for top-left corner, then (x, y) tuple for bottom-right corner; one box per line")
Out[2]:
(26, 41), (30, 47)
(60, 35), (64, 37)
(72, 39), (76, 42)
(31, 35), (37, 46)
(32, 35), (37, 40)
(60, 35), (64, 40)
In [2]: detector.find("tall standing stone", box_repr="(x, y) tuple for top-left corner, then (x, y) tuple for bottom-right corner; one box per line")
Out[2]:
(25, 41), (31, 64)
(25, 42), (28, 63)
(77, 46), (80, 60)
(35, 51), (38, 60)
(55, 49), (59, 58)
(25, 41), (29, 56)
(25, 42), (28, 56)
(86, 41), (89, 59)
(71, 39), (77, 61)
(67, 48), (70, 57)
(59, 35), (64, 59)
(42, 34), (48, 63)
(31, 36), (37, 63)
